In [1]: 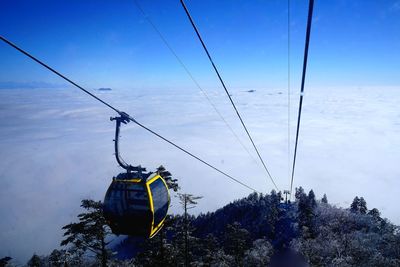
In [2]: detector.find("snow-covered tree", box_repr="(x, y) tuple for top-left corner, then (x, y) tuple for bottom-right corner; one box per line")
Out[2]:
(244, 239), (273, 266)
(321, 193), (328, 204)
(0, 257), (12, 267)
(178, 193), (202, 267)
(359, 197), (368, 214)
(60, 199), (112, 267)
(224, 222), (251, 266)
(350, 196), (368, 214)
(27, 254), (41, 267)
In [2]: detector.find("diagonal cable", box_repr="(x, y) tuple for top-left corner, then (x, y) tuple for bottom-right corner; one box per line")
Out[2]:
(290, 0), (315, 197)
(133, 0), (261, 168)
(179, 0), (279, 191)
(0, 34), (260, 193)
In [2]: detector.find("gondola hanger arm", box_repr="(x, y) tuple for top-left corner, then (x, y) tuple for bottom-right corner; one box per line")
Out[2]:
(111, 114), (146, 173)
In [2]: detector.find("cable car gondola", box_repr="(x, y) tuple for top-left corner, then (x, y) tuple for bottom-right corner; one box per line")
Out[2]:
(103, 115), (170, 238)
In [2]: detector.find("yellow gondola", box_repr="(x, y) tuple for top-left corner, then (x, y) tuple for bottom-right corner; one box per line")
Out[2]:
(103, 115), (170, 238)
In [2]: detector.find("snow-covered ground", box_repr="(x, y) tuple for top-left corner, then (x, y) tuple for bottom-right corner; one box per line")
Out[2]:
(0, 85), (399, 262)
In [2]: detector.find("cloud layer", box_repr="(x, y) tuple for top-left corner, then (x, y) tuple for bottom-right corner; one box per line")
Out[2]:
(0, 86), (399, 262)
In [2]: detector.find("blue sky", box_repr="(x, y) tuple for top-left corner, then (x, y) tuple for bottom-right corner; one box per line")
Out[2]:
(1, 0), (399, 91)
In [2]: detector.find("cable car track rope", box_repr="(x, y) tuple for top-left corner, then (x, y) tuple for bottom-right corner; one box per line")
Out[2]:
(290, 0), (314, 197)
(0, 35), (259, 193)
(133, 0), (261, 168)
(180, 0), (279, 191)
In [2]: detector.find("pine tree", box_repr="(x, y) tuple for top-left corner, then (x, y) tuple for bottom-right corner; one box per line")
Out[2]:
(244, 239), (273, 266)
(297, 190), (316, 237)
(359, 197), (367, 214)
(295, 187), (306, 201)
(177, 193), (202, 267)
(308, 190), (316, 208)
(48, 249), (73, 267)
(27, 254), (41, 267)
(48, 249), (64, 267)
(368, 208), (380, 219)
(224, 222), (251, 267)
(267, 190), (281, 240)
(61, 199), (112, 267)
(321, 194), (328, 204)
(135, 216), (177, 267)
(350, 196), (367, 214)
(200, 234), (220, 265)
(0, 257), (12, 267)
(350, 196), (360, 213)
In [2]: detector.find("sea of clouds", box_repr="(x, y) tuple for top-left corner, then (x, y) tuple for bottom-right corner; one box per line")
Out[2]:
(0, 85), (399, 263)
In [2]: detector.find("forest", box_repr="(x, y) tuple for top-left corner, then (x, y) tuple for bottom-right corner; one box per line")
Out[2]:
(1, 188), (400, 267)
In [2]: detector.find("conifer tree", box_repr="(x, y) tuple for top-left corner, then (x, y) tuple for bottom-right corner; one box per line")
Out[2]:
(321, 194), (328, 204)
(178, 193), (203, 267)
(61, 199), (112, 267)
(297, 190), (317, 237)
(135, 215), (177, 267)
(0, 257), (12, 267)
(48, 249), (65, 267)
(359, 197), (368, 214)
(27, 254), (41, 267)
(200, 234), (220, 265)
(350, 196), (367, 214)
(267, 190), (281, 240)
(350, 196), (360, 213)
(308, 190), (316, 208)
(295, 187), (306, 201)
(224, 222), (251, 266)
(368, 208), (380, 219)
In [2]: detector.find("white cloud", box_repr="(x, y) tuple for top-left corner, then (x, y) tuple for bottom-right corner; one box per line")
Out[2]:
(0, 85), (399, 262)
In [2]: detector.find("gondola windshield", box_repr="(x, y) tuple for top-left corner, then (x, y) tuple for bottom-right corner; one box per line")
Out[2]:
(148, 176), (169, 228)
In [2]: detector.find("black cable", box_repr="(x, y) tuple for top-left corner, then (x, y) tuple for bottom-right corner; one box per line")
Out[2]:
(133, 0), (260, 167)
(130, 117), (259, 192)
(0, 36), (120, 114)
(179, 0), (279, 191)
(290, 0), (314, 197)
(0, 34), (259, 193)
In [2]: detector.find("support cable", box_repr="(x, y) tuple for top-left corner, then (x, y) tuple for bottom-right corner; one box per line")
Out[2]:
(179, 0), (279, 191)
(0, 35), (260, 193)
(133, 0), (260, 167)
(290, 0), (315, 197)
